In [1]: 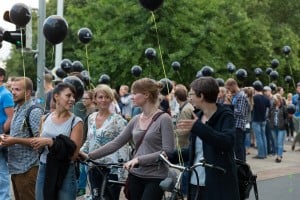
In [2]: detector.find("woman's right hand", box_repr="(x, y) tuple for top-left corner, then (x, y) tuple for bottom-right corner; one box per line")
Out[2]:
(30, 137), (53, 150)
(78, 151), (88, 161)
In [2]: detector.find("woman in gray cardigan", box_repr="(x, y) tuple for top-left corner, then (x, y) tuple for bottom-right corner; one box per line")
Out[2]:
(80, 78), (175, 200)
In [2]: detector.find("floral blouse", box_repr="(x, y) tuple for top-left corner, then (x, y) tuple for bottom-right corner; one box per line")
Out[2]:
(81, 112), (129, 164)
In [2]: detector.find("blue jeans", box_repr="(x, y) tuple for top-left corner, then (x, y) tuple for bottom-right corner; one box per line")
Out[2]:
(271, 128), (286, 157)
(77, 163), (87, 190)
(0, 148), (10, 200)
(252, 121), (267, 158)
(265, 120), (275, 154)
(244, 128), (251, 148)
(36, 162), (77, 200)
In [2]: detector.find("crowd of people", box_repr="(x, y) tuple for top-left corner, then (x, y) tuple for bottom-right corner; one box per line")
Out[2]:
(0, 66), (299, 200)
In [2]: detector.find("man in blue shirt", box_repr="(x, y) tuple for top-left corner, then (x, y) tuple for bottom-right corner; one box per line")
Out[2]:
(0, 68), (14, 200)
(291, 82), (300, 150)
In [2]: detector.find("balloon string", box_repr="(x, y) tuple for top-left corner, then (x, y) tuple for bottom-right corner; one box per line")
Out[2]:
(20, 28), (27, 99)
(151, 12), (170, 94)
(286, 56), (296, 89)
(85, 45), (92, 90)
(176, 71), (183, 82)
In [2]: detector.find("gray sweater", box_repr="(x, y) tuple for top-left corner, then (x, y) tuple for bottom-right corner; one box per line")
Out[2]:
(89, 112), (175, 179)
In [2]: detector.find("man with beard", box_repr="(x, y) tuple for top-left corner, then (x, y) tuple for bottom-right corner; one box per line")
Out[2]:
(1, 77), (43, 200)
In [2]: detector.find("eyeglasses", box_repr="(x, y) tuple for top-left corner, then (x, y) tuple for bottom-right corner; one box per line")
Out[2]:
(188, 92), (195, 96)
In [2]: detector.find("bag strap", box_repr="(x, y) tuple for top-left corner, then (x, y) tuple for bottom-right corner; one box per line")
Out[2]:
(134, 111), (164, 155)
(253, 177), (259, 200)
(25, 105), (43, 137)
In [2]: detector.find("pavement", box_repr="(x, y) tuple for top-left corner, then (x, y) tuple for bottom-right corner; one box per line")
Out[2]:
(246, 140), (300, 181)
(76, 140), (300, 200)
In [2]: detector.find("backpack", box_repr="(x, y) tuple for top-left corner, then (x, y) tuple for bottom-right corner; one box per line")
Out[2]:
(235, 159), (259, 200)
(25, 105), (44, 137)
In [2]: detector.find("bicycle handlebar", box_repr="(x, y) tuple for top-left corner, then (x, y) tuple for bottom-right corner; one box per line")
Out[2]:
(79, 159), (125, 169)
(159, 153), (226, 174)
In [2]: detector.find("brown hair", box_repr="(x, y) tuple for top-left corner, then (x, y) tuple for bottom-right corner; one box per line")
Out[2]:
(14, 77), (33, 92)
(131, 78), (162, 104)
(190, 77), (219, 103)
(174, 84), (188, 102)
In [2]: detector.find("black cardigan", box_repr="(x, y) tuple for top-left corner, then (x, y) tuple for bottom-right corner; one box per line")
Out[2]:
(170, 104), (240, 200)
(44, 134), (76, 200)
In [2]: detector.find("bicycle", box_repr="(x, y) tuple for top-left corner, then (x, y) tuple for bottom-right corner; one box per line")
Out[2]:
(159, 153), (226, 200)
(79, 159), (127, 200)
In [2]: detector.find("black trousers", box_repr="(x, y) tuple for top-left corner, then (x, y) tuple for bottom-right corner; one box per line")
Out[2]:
(127, 173), (164, 200)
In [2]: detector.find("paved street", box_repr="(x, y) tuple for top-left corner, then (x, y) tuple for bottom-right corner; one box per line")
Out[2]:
(246, 141), (300, 200)
(76, 141), (300, 200)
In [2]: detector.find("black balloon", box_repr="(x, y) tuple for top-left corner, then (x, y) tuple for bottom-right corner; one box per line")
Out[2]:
(227, 62), (236, 73)
(145, 48), (156, 60)
(266, 67), (273, 75)
(171, 61), (180, 71)
(282, 45), (291, 55)
(43, 15), (68, 45)
(60, 59), (73, 73)
(254, 67), (263, 77)
(160, 78), (173, 96)
(55, 68), (67, 79)
(139, 0), (164, 11)
(287, 104), (296, 115)
(131, 65), (142, 77)
(216, 78), (224, 87)
(269, 70), (279, 80)
(253, 80), (263, 91)
(284, 75), (292, 83)
(269, 82), (277, 91)
(98, 74), (111, 84)
(271, 59), (279, 69)
(235, 69), (247, 81)
(196, 70), (203, 78)
(72, 61), (84, 72)
(63, 76), (84, 102)
(9, 3), (31, 27)
(78, 27), (92, 44)
(81, 70), (91, 86)
(201, 66), (214, 77)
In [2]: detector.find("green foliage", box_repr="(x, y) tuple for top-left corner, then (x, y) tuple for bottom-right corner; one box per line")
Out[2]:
(4, 0), (300, 93)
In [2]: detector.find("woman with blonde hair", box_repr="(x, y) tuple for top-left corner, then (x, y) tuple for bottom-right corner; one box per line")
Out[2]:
(80, 84), (128, 200)
(268, 94), (287, 162)
(243, 87), (255, 155)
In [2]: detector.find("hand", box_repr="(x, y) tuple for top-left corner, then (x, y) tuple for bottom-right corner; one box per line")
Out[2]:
(0, 134), (14, 146)
(78, 151), (88, 161)
(30, 138), (52, 150)
(123, 157), (139, 170)
(177, 113), (198, 132)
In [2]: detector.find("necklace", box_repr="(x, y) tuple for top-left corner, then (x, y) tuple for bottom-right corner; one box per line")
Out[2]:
(140, 110), (157, 120)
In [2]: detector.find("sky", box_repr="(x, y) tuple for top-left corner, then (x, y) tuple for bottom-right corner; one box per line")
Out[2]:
(0, 0), (38, 67)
